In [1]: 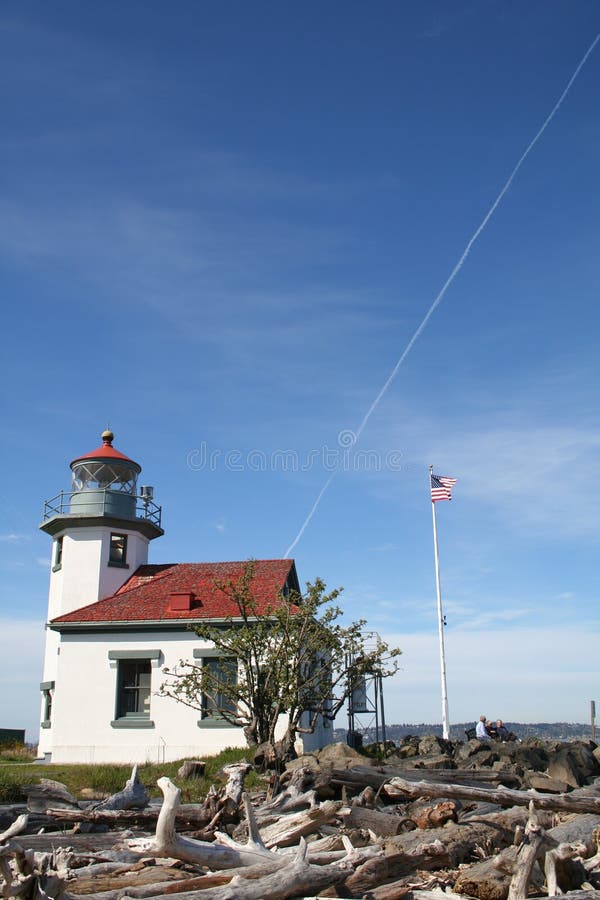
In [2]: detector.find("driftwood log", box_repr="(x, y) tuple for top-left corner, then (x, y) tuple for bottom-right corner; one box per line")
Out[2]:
(382, 775), (600, 813)
(454, 810), (600, 900)
(5, 739), (600, 900)
(91, 765), (149, 811)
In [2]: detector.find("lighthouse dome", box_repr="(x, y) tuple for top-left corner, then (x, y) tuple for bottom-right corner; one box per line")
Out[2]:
(69, 429), (141, 517)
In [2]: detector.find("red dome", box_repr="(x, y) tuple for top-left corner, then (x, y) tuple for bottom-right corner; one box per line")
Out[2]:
(70, 430), (141, 472)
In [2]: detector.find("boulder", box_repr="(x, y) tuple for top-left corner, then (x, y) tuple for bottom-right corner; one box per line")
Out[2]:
(526, 772), (571, 793)
(316, 741), (369, 769)
(547, 747), (584, 788)
(284, 754), (321, 775)
(417, 734), (454, 757)
(566, 741), (599, 780)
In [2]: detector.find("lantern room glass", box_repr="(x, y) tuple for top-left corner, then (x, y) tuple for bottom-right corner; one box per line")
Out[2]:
(71, 461), (138, 495)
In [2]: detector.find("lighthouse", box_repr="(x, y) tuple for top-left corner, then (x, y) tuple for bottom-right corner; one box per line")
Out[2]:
(38, 430), (163, 758)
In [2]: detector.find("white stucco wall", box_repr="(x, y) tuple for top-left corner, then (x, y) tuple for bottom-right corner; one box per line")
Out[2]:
(40, 525), (150, 758)
(44, 628), (332, 763)
(47, 527), (149, 621)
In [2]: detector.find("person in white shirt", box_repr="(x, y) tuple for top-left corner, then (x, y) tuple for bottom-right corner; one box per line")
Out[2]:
(475, 715), (491, 741)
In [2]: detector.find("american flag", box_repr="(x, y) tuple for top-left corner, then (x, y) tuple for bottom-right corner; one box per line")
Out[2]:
(431, 473), (457, 502)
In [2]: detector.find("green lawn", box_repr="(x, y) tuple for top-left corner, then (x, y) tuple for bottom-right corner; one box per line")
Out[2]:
(0, 746), (262, 804)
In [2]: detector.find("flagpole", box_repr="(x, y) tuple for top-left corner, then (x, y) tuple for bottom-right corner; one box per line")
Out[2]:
(430, 465), (450, 740)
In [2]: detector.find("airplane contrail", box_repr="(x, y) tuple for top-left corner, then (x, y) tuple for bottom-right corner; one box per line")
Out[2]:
(284, 32), (600, 560)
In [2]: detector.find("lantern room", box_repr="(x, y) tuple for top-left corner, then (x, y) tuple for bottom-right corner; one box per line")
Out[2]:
(69, 430), (142, 518)
(41, 429), (162, 538)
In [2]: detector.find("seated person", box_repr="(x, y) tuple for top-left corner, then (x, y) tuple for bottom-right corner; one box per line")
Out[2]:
(475, 715), (491, 741)
(495, 719), (510, 741)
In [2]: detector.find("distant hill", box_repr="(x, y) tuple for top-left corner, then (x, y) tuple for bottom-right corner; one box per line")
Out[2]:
(333, 721), (594, 743)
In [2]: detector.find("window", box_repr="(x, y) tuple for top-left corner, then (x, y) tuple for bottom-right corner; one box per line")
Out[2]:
(109, 533), (128, 566)
(201, 657), (238, 718)
(109, 650), (159, 728)
(40, 681), (54, 728)
(193, 650), (239, 727)
(116, 659), (151, 718)
(53, 537), (63, 571)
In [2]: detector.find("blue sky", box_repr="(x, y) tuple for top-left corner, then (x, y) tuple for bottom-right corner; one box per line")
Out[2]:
(1, 2), (599, 741)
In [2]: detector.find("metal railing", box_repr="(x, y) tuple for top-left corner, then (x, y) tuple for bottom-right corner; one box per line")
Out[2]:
(42, 490), (162, 528)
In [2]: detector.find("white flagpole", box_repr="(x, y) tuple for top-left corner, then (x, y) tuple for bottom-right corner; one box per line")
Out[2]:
(430, 465), (450, 740)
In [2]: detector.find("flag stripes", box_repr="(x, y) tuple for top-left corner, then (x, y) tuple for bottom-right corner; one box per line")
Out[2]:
(430, 473), (457, 502)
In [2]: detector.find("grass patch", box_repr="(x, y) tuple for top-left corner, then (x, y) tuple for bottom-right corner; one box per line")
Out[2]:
(0, 746), (263, 804)
(0, 743), (37, 764)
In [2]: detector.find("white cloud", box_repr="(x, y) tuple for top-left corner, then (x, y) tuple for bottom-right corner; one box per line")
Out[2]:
(0, 533), (29, 543)
(0, 618), (45, 743)
(372, 625), (598, 729)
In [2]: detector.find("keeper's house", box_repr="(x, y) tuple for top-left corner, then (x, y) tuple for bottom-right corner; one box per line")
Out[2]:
(38, 430), (331, 763)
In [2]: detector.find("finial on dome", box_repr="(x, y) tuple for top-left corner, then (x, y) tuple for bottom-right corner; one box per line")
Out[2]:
(101, 428), (114, 446)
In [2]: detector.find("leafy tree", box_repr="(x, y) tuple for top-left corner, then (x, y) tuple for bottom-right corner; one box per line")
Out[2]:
(160, 561), (401, 760)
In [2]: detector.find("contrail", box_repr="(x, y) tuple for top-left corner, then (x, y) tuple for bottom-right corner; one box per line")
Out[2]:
(284, 32), (600, 560)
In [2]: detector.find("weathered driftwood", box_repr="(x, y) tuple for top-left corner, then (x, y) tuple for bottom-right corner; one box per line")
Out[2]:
(507, 803), (545, 900)
(133, 778), (281, 869)
(45, 805), (212, 830)
(177, 760), (206, 780)
(340, 804), (415, 837)
(14, 830), (147, 854)
(91, 765), (149, 812)
(66, 867), (279, 900)
(0, 815), (28, 844)
(330, 764), (522, 791)
(545, 841), (588, 896)
(346, 807), (535, 897)
(344, 838), (452, 896)
(411, 800), (459, 829)
(116, 840), (354, 900)
(454, 810), (600, 900)
(256, 799), (341, 848)
(220, 763), (252, 814)
(383, 775), (600, 813)
(67, 862), (193, 897)
(22, 778), (80, 813)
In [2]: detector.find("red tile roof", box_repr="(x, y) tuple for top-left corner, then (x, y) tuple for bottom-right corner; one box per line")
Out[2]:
(70, 430), (140, 470)
(51, 559), (299, 626)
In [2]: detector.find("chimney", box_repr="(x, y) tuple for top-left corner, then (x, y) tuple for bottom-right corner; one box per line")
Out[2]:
(168, 591), (197, 612)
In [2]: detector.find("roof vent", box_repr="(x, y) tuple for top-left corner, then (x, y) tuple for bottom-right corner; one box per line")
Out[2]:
(168, 591), (197, 612)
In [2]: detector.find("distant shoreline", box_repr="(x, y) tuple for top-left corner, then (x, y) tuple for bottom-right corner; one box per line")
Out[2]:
(334, 722), (593, 742)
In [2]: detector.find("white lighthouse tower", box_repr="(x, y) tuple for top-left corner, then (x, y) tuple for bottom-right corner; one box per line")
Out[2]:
(38, 429), (163, 756)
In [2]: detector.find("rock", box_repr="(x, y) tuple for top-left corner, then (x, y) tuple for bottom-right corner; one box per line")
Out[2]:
(177, 760), (206, 779)
(417, 734), (453, 757)
(455, 739), (488, 761)
(567, 741), (599, 781)
(464, 748), (498, 767)
(284, 754), (321, 774)
(526, 772), (571, 793)
(316, 741), (369, 769)
(396, 735), (421, 758)
(547, 747), (584, 788)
